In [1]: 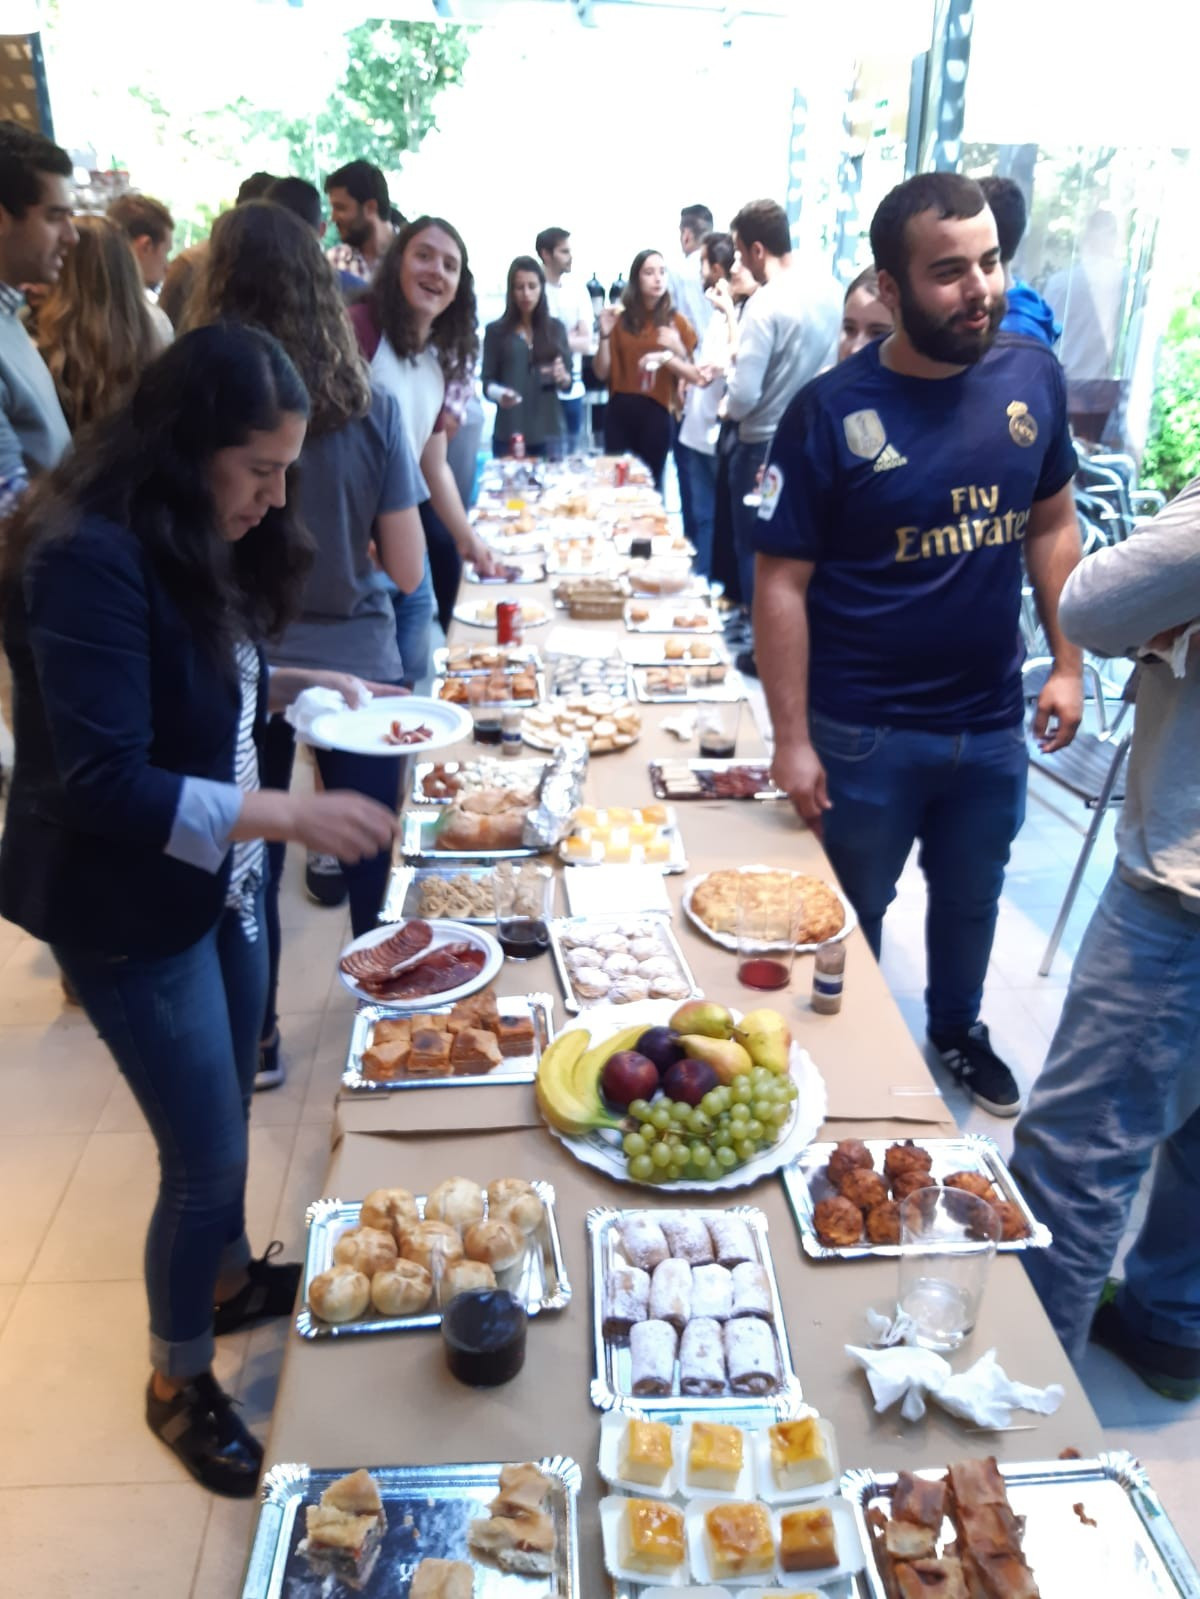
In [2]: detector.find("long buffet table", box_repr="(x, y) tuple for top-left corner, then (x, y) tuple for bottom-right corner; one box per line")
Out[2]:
(256, 522), (1106, 1588)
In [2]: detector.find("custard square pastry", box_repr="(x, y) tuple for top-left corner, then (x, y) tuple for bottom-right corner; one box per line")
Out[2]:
(618, 1418), (673, 1488)
(361, 1037), (411, 1081)
(768, 1415), (833, 1491)
(687, 1420), (743, 1491)
(779, 1505), (838, 1572)
(618, 1497), (686, 1574)
(408, 1028), (452, 1076)
(449, 1026), (502, 1075)
(704, 1500), (775, 1579)
(494, 1014), (536, 1056)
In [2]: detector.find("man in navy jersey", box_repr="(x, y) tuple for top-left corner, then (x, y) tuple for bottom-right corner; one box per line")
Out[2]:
(753, 173), (1083, 1116)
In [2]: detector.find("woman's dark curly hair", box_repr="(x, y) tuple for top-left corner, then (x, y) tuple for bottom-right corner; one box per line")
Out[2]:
(369, 215), (479, 386)
(2, 323), (314, 652)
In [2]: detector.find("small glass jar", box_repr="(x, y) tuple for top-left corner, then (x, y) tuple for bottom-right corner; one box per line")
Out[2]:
(811, 940), (845, 1014)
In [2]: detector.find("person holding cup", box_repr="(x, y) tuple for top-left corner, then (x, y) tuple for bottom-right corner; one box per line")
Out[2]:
(482, 255), (572, 459)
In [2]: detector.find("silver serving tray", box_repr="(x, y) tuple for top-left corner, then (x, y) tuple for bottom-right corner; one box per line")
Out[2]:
(649, 758), (784, 802)
(781, 1134), (1051, 1259)
(560, 822), (688, 877)
(547, 659), (632, 700)
(587, 1205), (804, 1416)
(409, 756), (548, 808)
(463, 558), (547, 584)
(842, 1452), (1200, 1599)
(402, 808), (545, 863)
(620, 636), (730, 666)
(297, 1179), (571, 1339)
(548, 912), (701, 1013)
(382, 863), (498, 924)
(241, 1454), (581, 1599)
(624, 601), (721, 633)
(342, 992), (553, 1092)
(632, 665), (746, 705)
(430, 669), (547, 711)
(432, 645), (541, 676)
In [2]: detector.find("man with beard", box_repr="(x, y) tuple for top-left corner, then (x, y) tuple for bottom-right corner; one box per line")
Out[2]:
(325, 160), (398, 285)
(752, 173), (1083, 1116)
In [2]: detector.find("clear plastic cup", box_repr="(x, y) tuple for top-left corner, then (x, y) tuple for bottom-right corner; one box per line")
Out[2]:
(897, 1185), (1000, 1350)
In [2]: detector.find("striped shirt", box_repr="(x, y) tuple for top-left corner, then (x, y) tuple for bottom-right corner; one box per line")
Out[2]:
(225, 641), (264, 936)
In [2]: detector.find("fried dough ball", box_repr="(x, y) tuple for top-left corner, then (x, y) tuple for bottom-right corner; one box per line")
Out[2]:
(839, 1168), (890, 1213)
(827, 1138), (874, 1190)
(865, 1200), (902, 1245)
(892, 1169), (938, 1203)
(944, 1170), (997, 1202)
(990, 1200), (1030, 1241)
(884, 1140), (934, 1181)
(814, 1195), (865, 1248)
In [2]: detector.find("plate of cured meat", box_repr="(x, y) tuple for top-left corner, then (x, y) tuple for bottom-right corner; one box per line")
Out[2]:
(306, 696), (472, 757)
(337, 917), (503, 1009)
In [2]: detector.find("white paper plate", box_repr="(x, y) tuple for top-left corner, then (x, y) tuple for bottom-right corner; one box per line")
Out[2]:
(679, 1419), (756, 1502)
(598, 1412), (682, 1500)
(600, 1493), (690, 1587)
(680, 870), (858, 955)
(540, 999), (827, 1193)
(685, 1497), (864, 1587)
(336, 920), (502, 1008)
(306, 696), (471, 757)
(452, 599), (549, 629)
(750, 1416), (840, 1506)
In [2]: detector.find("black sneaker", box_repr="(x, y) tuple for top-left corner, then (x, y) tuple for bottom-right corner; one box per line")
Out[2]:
(1091, 1280), (1200, 1401)
(212, 1241), (302, 1336)
(145, 1371), (262, 1497)
(928, 1021), (1022, 1116)
(734, 649), (759, 680)
(305, 851), (348, 907)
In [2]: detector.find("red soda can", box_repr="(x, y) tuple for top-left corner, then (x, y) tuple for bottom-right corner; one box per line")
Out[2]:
(511, 433), (526, 459)
(614, 458), (629, 486)
(496, 600), (523, 645)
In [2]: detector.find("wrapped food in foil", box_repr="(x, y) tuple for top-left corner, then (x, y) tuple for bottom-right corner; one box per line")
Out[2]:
(524, 739), (589, 848)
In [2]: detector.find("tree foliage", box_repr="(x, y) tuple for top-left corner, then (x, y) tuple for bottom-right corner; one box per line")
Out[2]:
(1142, 288), (1200, 499)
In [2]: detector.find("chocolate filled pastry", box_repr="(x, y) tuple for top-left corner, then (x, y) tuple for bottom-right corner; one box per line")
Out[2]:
(724, 1315), (780, 1394)
(892, 1168), (938, 1202)
(603, 1265), (650, 1338)
(814, 1195), (865, 1247)
(839, 1168), (890, 1213)
(690, 1262), (733, 1323)
(620, 1215), (670, 1273)
(679, 1317), (727, 1396)
(827, 1138), (874, 1189)
(866, 1200), (902, 1245)
(629, 1317), (678, 1395)
(706, 1214), (755, 1269)
(990, 1200), (1030, 1241)
(661, 1214), (714, 1265)
(648, 1257), (692, 1331)
(884, 1139), (935, 1180)
(729, 1260), (773, 1321)
(944, 1170), (998, 1203)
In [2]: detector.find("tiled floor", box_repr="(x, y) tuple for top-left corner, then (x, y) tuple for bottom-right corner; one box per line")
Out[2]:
(0, 767), (1196, 1591)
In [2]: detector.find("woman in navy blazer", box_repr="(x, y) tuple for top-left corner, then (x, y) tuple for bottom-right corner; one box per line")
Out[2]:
(0, 325), (399, 1497)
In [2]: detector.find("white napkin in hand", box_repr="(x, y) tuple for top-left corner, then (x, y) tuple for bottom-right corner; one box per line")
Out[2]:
(846, 1332), (1065, 1428)
(1139, 620), (1200, 679)
(285, 686), (370, 748)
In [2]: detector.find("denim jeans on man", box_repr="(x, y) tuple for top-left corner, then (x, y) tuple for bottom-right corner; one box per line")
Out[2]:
(391, 555), (435, 695)
(675, 441), (718, 577)
(1010, 870), (1200, 1363)
(52, 893), (266, 1378)
(810, 712), (1028, 1035)
(729, 438), (770, 611)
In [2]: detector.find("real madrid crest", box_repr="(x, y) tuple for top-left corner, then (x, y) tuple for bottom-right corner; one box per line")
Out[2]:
(843, 408), (887, 460)
(1007, 401), (1037, 447)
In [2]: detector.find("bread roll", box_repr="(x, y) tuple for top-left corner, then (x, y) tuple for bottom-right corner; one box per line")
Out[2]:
(463, 1218), (526, 1271)
(308, 1264), (370, 1324)
(370, 1259), (433, 1316)
(332, 1225), (398, 1279)
(402, 1220), (465, 1274)
(425, 1176), (485, 1231)
(439, 1258), (497, 1304)
(487, 1179), (543, 1236)
(359, 1186), (419, 1241)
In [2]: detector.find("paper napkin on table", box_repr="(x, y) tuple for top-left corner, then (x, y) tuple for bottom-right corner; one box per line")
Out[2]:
(284, 686), (370, 748)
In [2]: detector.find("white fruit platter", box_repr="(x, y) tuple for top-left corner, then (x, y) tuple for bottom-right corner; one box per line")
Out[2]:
(536, 999), (826, 1193)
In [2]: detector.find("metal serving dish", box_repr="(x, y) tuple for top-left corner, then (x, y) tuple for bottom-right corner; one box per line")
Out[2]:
(632, 665), (746, 705)
(342, 992), (553, 1093)
(430, 670), (546, 711)
(649, 758), (785, 802)
(241, 1455), (581, 1599)
(432, 645), (541, 676)
(843, 1452), (1200, 1599)
(382, 862), (554, 926)
(296, 1179), (570, 1340)
(409, 756), (548, 808)
(623, 601), (721, 633)
(401, 808), (546, 863)
(548, 912), (701, 1013)
(781, 1134), (1051, 1260)
(586, 1204), (805, 1415)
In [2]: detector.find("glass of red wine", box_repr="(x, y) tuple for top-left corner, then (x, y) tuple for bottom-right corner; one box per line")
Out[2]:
(735, 871), (796, 991)
(697, 701), (742, 761)
(492, 861), (553, 960)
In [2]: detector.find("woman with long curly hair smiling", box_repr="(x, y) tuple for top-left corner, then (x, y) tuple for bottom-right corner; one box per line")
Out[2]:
(34, 213), (162, 432)
(189, 200), (428, 1089)
(350, 215), (498, 693)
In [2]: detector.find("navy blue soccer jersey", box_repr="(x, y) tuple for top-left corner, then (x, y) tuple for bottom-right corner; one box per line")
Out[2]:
(753, 333), (1076, 731)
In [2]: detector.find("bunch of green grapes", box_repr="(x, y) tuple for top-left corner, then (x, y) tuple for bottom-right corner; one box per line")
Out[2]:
(620, 1067), (800, 1183)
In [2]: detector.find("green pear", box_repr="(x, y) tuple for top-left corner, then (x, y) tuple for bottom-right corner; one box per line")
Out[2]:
(733, 1008), (791, 1074)
(678, 1033), (752, 1084)
(669, 999), (734, 1039)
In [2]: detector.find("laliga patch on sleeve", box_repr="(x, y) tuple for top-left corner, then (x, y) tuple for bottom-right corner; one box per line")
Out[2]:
(758, 463), (784, 521)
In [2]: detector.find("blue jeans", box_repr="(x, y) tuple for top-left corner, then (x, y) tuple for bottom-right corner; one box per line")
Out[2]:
(392, 557), (435, 694)
(810, 712), (1028, 1035)
(1011, 870), (1200, 1363)
(729, 438), (770, 613)
(560, 395), (584, 450)
(675, 441), (718, 577)
(52, 894), (267, 1378)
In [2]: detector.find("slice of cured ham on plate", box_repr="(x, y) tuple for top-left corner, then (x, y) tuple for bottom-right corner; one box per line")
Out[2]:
(337, 919), (503, 1010)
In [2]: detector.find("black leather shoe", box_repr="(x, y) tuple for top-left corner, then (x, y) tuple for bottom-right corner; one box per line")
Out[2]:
(146, 1371), (262, 1497)
(213, 1240), (302, 1336)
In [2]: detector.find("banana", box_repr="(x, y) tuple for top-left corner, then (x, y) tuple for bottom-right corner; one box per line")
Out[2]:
(536, 1028), (623, 1136)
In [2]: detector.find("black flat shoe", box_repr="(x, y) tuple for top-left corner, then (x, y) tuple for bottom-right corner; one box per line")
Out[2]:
(213, 1240), (302, 1336)
(146, 1371), (262, 1497)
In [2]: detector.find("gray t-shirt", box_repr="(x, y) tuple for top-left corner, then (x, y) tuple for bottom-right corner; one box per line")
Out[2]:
(270, 386), (427, 681)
